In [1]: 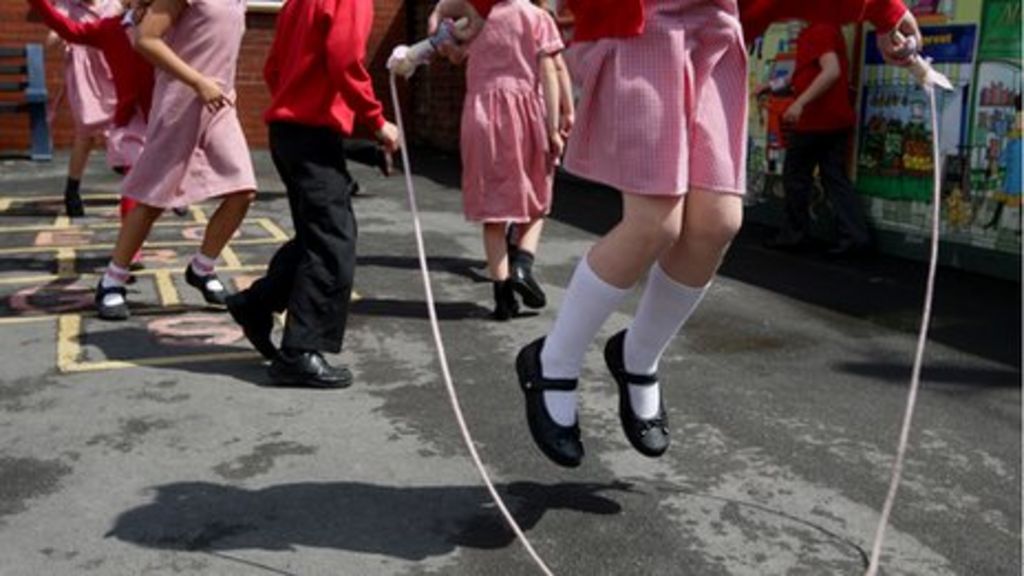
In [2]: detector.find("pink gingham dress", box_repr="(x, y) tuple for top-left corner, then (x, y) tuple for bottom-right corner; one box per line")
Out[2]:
(58, 0), (118, 134)
(460, 0), (564, 223)
(564, 0), (749, 197)
(121, 0), (256, 209)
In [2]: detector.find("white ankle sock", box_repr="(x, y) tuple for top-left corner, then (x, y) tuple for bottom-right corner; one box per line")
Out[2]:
(190, 252), (216, 275)
(100, 262), (130, 307)
(190, 253), (223, 292)
(540, 254), (631, 426)
(624, 263), (708, 419)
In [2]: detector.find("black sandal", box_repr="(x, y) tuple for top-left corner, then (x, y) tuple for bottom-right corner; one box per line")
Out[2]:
(604, 330), (669, 457)
(185, 265), (229, 306)
(515, 338), (583, 467)
(95, 281), (129, 321)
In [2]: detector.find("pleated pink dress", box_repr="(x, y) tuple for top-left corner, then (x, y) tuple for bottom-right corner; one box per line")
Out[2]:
(121, 0), (256, 209)
(563, 0), (749, 197)
(58, 0), (118, 135)
(460, 0), (564, 223)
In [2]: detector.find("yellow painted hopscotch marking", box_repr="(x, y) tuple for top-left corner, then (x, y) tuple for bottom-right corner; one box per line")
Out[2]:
(189, 205), (208, 224)
(4, 194), (291, 374)
(56, 248), (76, 277)
(57, 313), (258, 373)
(56, 314), (82, 373)
(0, 315), (56, 326)
(153, 270), (181, 307)
(220, 246), (243, 268)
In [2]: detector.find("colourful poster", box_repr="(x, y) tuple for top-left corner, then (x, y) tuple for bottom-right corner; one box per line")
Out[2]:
(857, 25), (976, 201)
(978, 0), (1022, 61)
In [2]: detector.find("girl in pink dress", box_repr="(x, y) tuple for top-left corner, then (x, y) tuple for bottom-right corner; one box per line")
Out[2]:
(53, 0), (119, 217)
(94, 0), (256, 321)
(458, 0), (569, 320)
(434, 0), (921, 468)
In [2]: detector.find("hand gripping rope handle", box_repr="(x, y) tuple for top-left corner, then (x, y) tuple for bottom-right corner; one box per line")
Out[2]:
(387, 66), (556, 574)
(864, 35), (953, 576)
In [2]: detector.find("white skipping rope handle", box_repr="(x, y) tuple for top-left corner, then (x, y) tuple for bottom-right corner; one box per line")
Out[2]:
(864, 85), (943, 576)
(388, 74), (556, 576)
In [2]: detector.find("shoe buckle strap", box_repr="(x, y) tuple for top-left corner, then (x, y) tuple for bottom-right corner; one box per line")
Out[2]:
(623, 372), (658, 386)
(523, 375), (578, 392)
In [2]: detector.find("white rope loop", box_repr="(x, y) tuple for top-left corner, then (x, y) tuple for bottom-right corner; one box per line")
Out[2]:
(388, 73), (556, 576)
(864, 85), (942, 576)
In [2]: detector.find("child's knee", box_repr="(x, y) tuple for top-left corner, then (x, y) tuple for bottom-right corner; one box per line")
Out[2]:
(687, 212), (742, 248)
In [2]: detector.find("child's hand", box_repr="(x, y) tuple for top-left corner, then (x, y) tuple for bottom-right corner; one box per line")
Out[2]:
(549, 132), (565, 159)
(559, 110), (574, 140)
(193, 75), (232, 112)
(376, 121), (401, 154)
(877, 11), (923, 66)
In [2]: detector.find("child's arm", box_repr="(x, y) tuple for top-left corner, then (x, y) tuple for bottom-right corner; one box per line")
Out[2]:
(323, 0), (399, 152)
(134, 0), (230, 112)
(27, 0), (106, 47)
(539, 54), (562, 158)
(554, 52), (573, 139)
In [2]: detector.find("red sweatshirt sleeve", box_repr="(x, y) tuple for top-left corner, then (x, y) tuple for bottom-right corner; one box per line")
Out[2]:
(321, 0), (384, 132)
(741, 0), (908, 43)
(468, 0), (499, 17)
(28, 0), (104, 47)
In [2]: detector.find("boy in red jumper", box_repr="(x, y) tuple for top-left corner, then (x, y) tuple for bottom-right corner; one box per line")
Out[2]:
(434, 0), (920, 467)
(227, 0), (400, 389)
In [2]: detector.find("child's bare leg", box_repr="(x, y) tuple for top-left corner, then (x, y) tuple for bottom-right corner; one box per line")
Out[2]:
(622, 189), (743, 419)
(587, 194), (684, 288)
(97, 202), (163, 319)
(64, 133), (94, 216)
(538, 193), (684, 425)
(111, 203), (163, 268)
(660, 189), (743, 287)
(515, 218), (544, 254)
(68, 133), (93, 182)
(482, 222), (510, 281)
(199, 191), (255, 259)
(183, 191), (254, 304)
(484, 222), (518, 320)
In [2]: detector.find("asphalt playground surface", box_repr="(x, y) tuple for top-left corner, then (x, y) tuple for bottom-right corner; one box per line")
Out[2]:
(0, 149), (1019, 576)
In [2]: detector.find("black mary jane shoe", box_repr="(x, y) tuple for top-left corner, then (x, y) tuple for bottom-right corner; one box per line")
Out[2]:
(226, 290), (277, 360)
(185, 265), (229, 306)
(268, 350), (353, 389)
(604, 330), (670, 457)
(95, 281), (130, 321)
(515, 338), (583, 467)
(492, 280), (519, 321)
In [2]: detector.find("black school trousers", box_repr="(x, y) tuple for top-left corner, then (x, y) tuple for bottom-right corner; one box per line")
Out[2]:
(248, 122), (357, 353)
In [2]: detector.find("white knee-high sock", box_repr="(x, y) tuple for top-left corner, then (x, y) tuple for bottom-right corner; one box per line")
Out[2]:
(623, 263), (708, 419)
(541, 254), (631, 425)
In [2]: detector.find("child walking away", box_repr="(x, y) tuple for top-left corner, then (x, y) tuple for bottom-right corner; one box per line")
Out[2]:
(438, 0), (920, 467)
(28, 0), (155, 270)
(52, 0), (119, 217)
(94, 0), (256, 320)
(457, 0), (568, 320)
(225, 0), (399, 388)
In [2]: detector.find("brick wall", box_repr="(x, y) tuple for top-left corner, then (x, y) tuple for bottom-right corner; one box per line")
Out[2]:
(0, 0), (413, 151)
(408, 1), (466, 152)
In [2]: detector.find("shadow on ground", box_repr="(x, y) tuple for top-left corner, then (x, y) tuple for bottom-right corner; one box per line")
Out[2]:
(106, 480), (630, 559)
